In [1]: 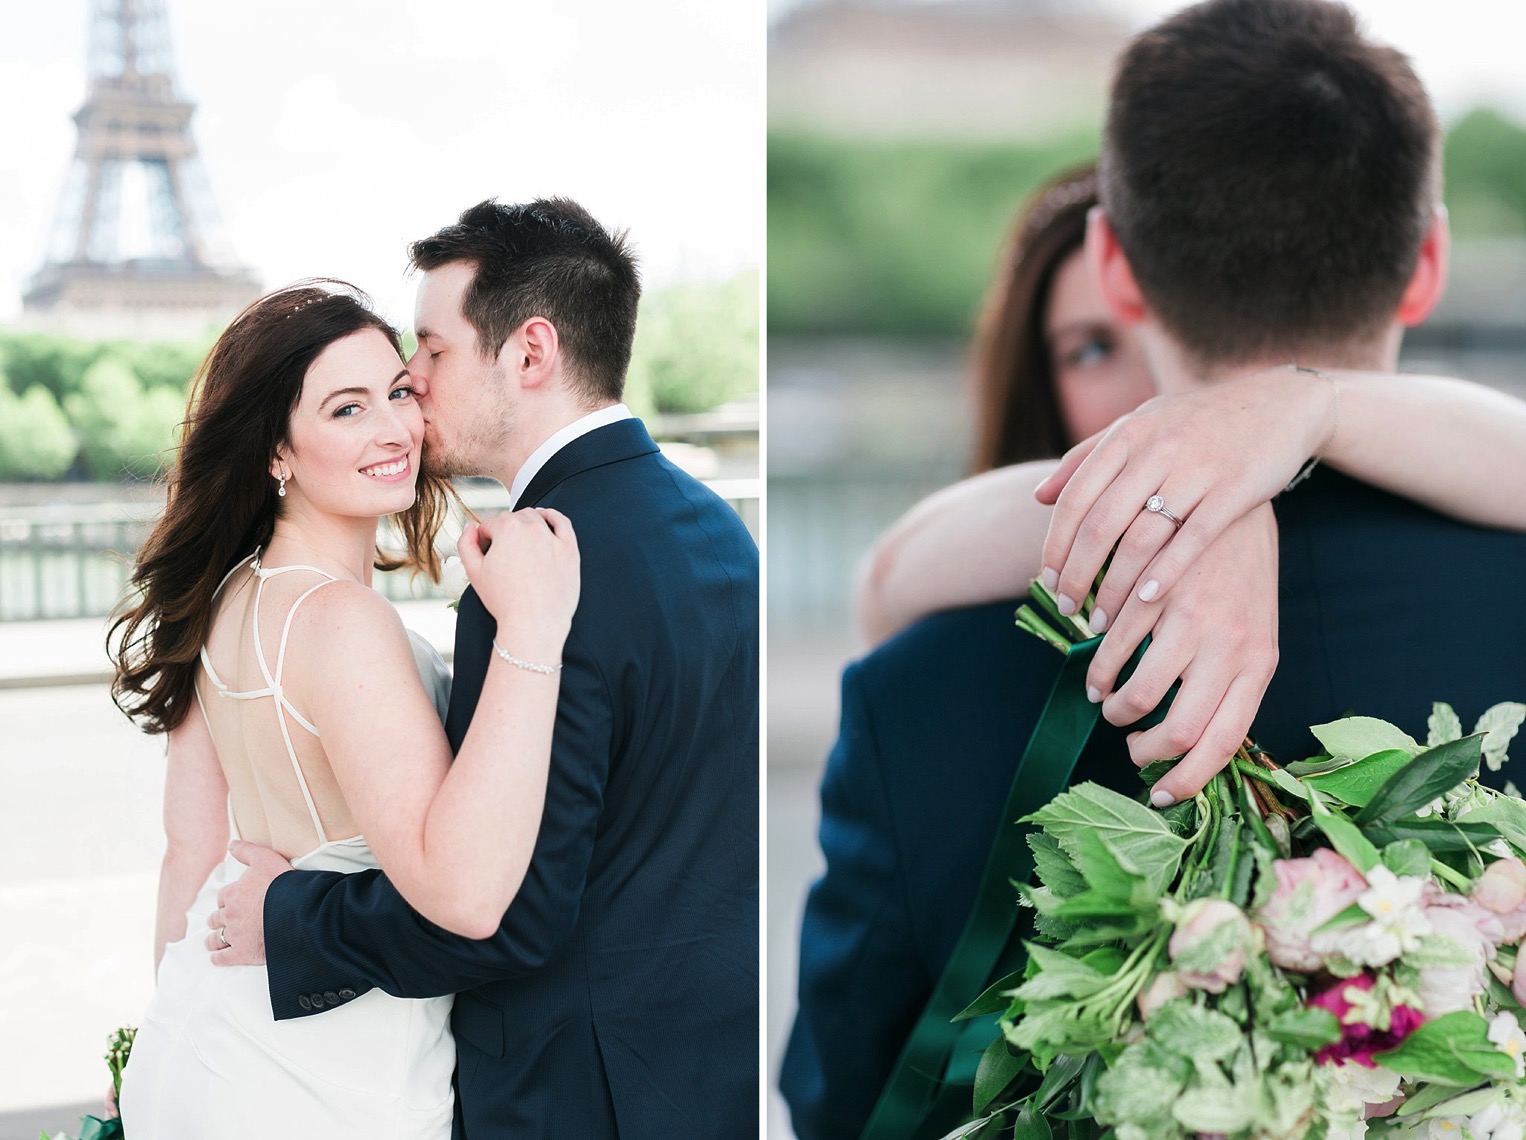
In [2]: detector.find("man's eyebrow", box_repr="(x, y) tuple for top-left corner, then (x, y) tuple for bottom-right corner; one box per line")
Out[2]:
(415, 326), (434, 341)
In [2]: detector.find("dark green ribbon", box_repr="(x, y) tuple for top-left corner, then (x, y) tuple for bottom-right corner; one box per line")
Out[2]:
(859, 635), (1104, 1140)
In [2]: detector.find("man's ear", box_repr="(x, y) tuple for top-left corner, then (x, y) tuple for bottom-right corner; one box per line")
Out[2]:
(1396, 204), (1449, 328)
(500, 317), (560, 389)
(1086, 208), (1148, 326)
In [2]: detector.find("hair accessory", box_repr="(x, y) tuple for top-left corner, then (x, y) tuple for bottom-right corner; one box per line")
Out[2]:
(1142, 494), (1185, 530)
(1281, 364), (1340, 493)
(277, 471), (287, 498)
(492, 640), (561, 675)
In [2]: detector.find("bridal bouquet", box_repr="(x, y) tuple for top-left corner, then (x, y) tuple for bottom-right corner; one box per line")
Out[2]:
(956, 587), (1526, 1140)
(42, 1026), (134, 1140)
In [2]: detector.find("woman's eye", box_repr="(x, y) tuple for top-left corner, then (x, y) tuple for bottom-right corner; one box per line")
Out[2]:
(334, 403), (361, 418)
(390, 385), (415, 401)
(1065, 335), (1113, 369)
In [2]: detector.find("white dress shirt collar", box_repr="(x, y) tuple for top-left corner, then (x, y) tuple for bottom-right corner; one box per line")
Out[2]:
(508, 403), (633, 508)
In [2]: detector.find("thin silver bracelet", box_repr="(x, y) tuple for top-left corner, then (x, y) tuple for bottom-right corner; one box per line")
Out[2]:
(491, 640), (562, 675)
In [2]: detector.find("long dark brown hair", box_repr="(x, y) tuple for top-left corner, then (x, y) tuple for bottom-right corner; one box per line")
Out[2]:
(110, 280), (453, 735)
(969, 163), (1100, 473)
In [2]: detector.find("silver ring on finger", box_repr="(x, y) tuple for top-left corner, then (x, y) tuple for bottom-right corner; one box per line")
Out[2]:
(1142, 494), (1185, 531)
(217, 926), (231, 949)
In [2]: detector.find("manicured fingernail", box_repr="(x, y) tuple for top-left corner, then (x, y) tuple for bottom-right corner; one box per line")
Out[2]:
(1088, 607), (1108, 633)
(1086, 686), (1101, 703)
(1041, 566), (1058, 591)
(1138, 579), (1160, 602)
(1151, 788), (1176, 808)
(1057, 593), (1077, 615)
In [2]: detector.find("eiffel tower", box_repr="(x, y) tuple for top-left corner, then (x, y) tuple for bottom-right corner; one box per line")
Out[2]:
(22, 0), (260, 334)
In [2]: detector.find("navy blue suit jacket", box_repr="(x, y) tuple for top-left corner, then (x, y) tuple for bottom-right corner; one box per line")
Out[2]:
(264, 419), (759, 1139)
(780, 469), (1526, 1140)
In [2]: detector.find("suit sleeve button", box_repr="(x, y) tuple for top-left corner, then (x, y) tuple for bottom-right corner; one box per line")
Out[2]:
(310, 993), (326, 1009)
(323, 991), (340, 1005)
(298, 995), (312, 1011)
(338, 988), (357, 1000)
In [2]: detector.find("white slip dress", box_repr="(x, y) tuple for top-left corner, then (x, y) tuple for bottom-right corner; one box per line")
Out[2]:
(118, 553), (455, 1139)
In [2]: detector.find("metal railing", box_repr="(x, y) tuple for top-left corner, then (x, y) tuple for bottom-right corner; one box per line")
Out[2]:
(0, 479), (759, 622)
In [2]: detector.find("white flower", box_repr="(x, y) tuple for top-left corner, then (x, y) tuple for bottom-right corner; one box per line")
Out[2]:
(1490, 1011), (1526, 1079)
(1345, 865), (1433, 966)
(1425, 1118), (1470, 1138)
(1322, 1061), (1400, 1140)
(1468, 1097), (1526, 1140)
(441, 555), (469, 609)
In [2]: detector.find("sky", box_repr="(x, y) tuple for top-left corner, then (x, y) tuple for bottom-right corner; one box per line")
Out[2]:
(2, 0), (765, 328)
(767, 0), (1526, 124)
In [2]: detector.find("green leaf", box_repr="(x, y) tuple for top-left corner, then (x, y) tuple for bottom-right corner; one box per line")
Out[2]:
(1308, 791), (1381, 872)
(1429, 702), (1464, 747)
(1476, 702), (1526, 772)
(1011, 944), (1111, 1002)
(1065, 827), (1148, 902)
(1011, 1106), (1053, 1140)
(1029, 832), (1088, 897)
(1381, 838), (1433, 878)
(1262, 1006), (1342, 1049)
(1362, 818), (1502, 853)
(1171, 1087), (1257, 1133)
(1032, 1052), (1088, 1113)
(1092, 1040), (1191, 1127)
(1310, 715), (1420, 760)
(1026, 782), (1189, 895)
(1302, 748), (1414, 807)
(956, 969), (1024, 1021)
(1354, 735), (1485, 825)
(1147, 1000), (1244, 1062)
(1458, 797), (1526, 854)
(1372, 1010), (1518, 1085)
(973, 1037), (1027, 1115)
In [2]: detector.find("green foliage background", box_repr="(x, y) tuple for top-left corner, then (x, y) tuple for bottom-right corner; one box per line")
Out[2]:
(0, 272), (757, 482)
(768, 107), (1526, 337)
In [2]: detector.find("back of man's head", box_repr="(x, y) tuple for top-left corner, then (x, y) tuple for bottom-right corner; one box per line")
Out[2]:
(1100, 0), (1440, 366)
(410, 197), (641, 405)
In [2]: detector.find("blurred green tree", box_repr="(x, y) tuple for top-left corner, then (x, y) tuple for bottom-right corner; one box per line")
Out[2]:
(0, 382), (77, 479)
(65, 355), (185, 479)
(629, 270), (759, 414)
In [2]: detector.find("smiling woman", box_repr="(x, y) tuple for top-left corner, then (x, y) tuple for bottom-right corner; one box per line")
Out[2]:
(102, 278), (585, 1137)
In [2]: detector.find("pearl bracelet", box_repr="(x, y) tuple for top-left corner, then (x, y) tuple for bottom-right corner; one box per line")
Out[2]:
(491, 640), (562, 675)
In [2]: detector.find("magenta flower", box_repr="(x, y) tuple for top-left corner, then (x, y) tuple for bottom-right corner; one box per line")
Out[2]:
(1307, 973), (1424, 1067)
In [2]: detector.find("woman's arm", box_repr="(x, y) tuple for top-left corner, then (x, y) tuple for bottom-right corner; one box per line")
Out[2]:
(861, 369), (1526, 647)
(293, 509), (579, 940)
(1039, 368), (1526, 630)
(156, 703), (230, 972)
(856, 459), (1059, 646)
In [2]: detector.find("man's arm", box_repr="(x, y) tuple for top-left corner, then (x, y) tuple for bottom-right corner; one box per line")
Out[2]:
(260, 616), (613, 1018)
(780, 661), (930, 1140)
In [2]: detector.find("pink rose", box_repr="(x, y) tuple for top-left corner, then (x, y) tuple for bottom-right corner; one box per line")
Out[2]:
(1475, 857), (1526, 915)
(1417, 897), (1497, 1015)
(1258, 849), (1367, 973)
(1136, 970), (1189, 1019)
(1169, 898), (1256, 993)
(1308, 974), (1424, 1068)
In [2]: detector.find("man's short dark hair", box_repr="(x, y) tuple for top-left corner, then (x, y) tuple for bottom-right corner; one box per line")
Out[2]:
(1100, 0), (1441, 365)
(410, 197), (641, 403)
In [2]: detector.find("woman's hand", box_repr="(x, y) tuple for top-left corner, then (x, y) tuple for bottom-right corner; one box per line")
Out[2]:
(459, 508), (581, 661)
(1033, 366), (1333, 631)
(1087, 503), (1280, 806)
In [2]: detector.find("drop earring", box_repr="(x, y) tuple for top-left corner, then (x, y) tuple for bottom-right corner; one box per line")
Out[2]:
(277, 471), (288, 498)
